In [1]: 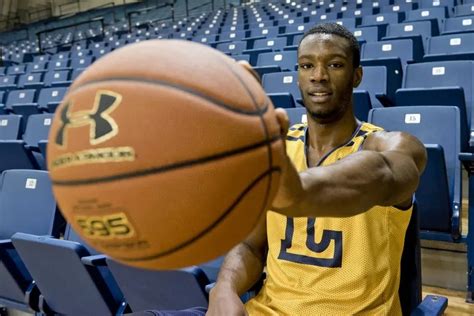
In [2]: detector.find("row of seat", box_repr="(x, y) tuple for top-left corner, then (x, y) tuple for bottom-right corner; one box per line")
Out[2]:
(0, 168), (221, 314)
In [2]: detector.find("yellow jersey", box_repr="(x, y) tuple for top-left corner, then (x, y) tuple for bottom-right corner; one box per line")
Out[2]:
(245, 122), (412, 316)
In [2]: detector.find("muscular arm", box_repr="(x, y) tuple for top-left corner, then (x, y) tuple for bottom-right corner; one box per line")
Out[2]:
(210, 214), (267, 296)
(274, 131), (427, 218)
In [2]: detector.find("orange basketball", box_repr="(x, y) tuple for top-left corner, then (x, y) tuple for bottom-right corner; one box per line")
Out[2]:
(47, 40), (285, 269)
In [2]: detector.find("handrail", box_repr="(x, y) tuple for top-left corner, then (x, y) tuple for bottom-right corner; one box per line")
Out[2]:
(186, 0), (214, 18)
(36, 18), (104, 53)
(127, 1), (175, 31)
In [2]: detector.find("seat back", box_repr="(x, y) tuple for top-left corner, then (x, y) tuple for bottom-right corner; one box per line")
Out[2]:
(253, 37), (287, 51)
(402, 61), (474, 133)
(426, 33), (474, 57)
(6, 89), (36, 107)
(262, 71), (300, 100)
(37, 87), (67, 111)
(369, 106), (461, 233)
(12, 232), (125, 316)
(44, 70), (70, 87)
(286, 108), (307, 126)
(23, 114), (53, 148)
(107, 258), (209, 310)
(356, 66), (388, 108)
(0, 170), (58, 239)
(443, 16), (474, 34)
(0, 115), (22, 140)
(256, 51), (297, 71)
(215, 41), (247, 55)
(353, 26), (380, 43)
(248, 26), (280, 38)
(362, 39), (420, 65)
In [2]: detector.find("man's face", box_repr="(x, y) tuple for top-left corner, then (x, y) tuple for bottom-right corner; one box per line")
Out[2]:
(297, 33), (362, 123)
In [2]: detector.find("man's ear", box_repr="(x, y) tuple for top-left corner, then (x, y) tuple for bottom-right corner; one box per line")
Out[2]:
(353, 66), (363, 88)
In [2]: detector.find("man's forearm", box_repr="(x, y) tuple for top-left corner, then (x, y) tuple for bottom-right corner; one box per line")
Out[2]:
(213, 242), (266, 296)
(282, 150), (418, 218)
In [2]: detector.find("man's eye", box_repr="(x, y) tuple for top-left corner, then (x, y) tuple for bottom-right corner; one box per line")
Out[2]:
(300, 64), (312, 69)
(330, 63), (344, 68)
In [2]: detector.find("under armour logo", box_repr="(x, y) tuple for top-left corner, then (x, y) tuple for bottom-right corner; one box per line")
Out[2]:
(55, 90), (122, 148)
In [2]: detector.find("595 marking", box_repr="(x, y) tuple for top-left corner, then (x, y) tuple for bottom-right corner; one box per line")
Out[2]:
(75, 212), (135, 239)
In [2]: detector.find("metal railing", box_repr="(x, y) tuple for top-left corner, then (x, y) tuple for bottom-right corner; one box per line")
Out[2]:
(127, 1), (176, 31)
(36, 18), (105, 53)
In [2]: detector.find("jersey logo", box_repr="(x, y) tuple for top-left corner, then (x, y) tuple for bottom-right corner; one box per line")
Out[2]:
(55, 90), (122, 148)
(279, 217), (343, 267)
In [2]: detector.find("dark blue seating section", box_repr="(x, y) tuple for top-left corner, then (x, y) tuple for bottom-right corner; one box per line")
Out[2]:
(0, 0), (471, 312)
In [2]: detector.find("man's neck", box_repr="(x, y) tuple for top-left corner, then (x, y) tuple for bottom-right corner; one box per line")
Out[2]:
(306, 108), (359, 158)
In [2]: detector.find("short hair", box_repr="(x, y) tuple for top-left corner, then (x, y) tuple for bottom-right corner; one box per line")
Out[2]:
(298, 23), (360, 68)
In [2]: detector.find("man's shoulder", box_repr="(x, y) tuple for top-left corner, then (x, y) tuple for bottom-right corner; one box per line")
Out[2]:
(360, 122), (384, 134)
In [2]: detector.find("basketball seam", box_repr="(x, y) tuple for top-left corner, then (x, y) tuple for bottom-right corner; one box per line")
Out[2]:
(67, 77), (270, 116)
(113, 167), (281, 262)
(220, 58), (276, 235)
(51, 136), (282, 186)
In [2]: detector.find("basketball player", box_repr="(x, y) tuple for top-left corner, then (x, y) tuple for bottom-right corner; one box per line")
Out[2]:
(138, 23), (426, 316)
(206, 23), (427, 316)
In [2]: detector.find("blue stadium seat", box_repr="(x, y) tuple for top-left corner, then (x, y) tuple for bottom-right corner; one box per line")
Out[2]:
(256, 51), (297, 72)
(248, 26), (280, 39)
(384, 20), (436, 52)
(405, 7), (448, 33)
(218, 31), (247, 42)
(0, 115), (22, 140)
(70, 49), (92, 59)
(91, 47), (111, 59)
(17, 73), (44, 89)
(360, 13), (402, 29)
(262, 71), (300, 108)
(23, 114), (53, 152)
(286, 108), (307, 126)
(352, 26), (381, 44)
(395, 61), (474, 148)
(379, 3), (419, 14)
(70, 56), (94, 69)
(0, 169), (62, 312)
(6, 89), (39, 118)
(33, 55), (50, 63)
(26, 62), (48, 73)
(0, 75), (17, 91)
(362, 39), (423, 66)
(11, 227), (129, 316)
(307, 12), (339, 24)
(252, 37), (287, 51)
(341, 8), (375, 19)
(193, 35), (218, 44)
(50, 52), (70, 62)
(48, 59), (70, 71)
(215, 41), (247, 55)
(0, 115), (49, 172)
(423, 33), (474, 61)
(356, 65), (398, 108)
(443, 16), (474, 34)
(107, 258), (209, 311)
(231, 54), (251, 63)
(44, 70), (71, 87)
(7, 65), (26, 76)
(37, 87), (67, 112)
(369, 106), (462, 239)
(454, 4), (474, 17)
